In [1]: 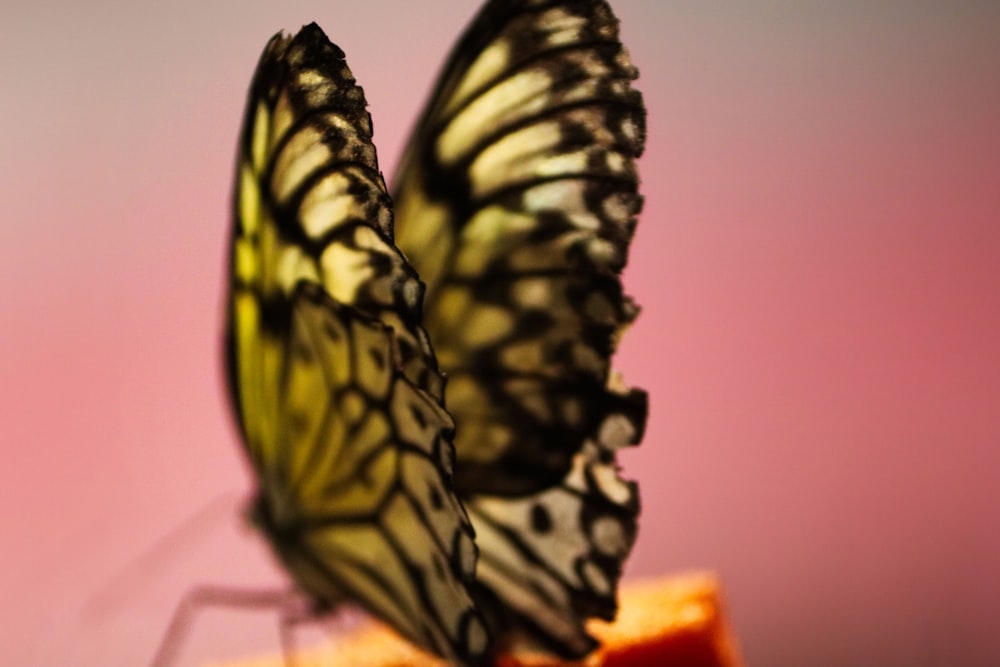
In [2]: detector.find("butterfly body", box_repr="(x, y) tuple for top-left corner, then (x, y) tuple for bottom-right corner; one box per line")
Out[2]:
(226, 2), (647, 664)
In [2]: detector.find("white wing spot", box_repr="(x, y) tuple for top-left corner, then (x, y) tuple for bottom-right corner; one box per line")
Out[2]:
(591, 463), (634, 507)
(590, 515), (627, 558)
(580, 560), (611, 596)
(598, 413), (636, 448)
(620, 116), (639, 143)
(602, 192), (633, 227)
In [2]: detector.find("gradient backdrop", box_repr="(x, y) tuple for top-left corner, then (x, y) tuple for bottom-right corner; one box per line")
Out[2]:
(2, 2), (998, 666)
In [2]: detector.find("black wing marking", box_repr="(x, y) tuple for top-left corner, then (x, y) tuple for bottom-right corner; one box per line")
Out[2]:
(226, 24), (489, 666)
(262, 284), (489, 666)
(391, 1), (647, 657)
(468, 375), (645, 656)
(392, 0), (646, 496)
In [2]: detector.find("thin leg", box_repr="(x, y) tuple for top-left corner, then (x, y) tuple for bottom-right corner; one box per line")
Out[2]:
(149, 584), (298, 667)
(277, 599), (318, 667)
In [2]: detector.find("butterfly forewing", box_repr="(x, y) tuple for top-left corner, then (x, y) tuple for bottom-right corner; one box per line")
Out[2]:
(227, 24), (488, 666)
(391, 0), (647, 656)
(393, 0), (646, 496)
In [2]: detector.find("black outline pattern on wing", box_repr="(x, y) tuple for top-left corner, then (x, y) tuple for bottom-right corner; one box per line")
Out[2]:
(391, 0), (648, 657)
(226, 25), (489, 667)
(394, 0), (647, 497)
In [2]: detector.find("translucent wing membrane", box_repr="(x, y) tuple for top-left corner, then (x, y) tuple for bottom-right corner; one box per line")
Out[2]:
(226, 24), (488, 666)
(391, 0), (648, 656)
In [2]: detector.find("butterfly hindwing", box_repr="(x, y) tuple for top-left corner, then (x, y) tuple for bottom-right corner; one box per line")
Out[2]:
(391, 0), (647, 656)
(227, 25), (488, 666)
(272, 285), (488, 663)
(467, 374), (646, 655)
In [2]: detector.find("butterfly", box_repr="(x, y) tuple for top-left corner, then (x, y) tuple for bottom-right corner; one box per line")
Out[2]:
(226, 1), (647, 664)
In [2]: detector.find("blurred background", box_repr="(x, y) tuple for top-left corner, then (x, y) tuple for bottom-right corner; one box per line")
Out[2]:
(1, 1), (998, 665)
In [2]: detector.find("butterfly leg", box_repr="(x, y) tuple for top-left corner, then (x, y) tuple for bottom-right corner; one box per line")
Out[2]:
(149, 585), (298, 667)
(275, 596), (319, 667)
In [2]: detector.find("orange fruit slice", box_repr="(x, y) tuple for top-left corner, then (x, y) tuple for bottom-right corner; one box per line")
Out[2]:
(224, 572), (744, 667)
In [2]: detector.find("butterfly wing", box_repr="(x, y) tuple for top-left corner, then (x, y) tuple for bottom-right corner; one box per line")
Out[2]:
(391, 0), (648, 656)
(227, 25), (488, 666)
(393, 0), (647, 496)
(466, 372), (645, 656)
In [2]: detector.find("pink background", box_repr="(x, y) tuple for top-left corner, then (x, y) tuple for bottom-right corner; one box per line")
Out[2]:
(2, 2), (998, 665)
